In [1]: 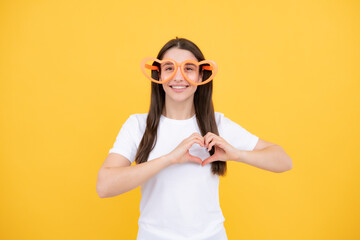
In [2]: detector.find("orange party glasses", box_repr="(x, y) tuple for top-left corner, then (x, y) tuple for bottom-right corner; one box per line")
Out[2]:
(140, 57), (218, 86)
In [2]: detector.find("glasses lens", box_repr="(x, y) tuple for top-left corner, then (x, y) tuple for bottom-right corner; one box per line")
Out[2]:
(182, 63), (200, 83)
(159, 61), (176, 82)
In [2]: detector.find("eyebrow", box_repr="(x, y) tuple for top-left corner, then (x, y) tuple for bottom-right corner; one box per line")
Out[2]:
(161, 62), (173, 67)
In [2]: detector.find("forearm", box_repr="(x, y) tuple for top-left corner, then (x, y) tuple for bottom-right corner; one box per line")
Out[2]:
(97, 155), (173, 198)
(236, 145), (293, 173)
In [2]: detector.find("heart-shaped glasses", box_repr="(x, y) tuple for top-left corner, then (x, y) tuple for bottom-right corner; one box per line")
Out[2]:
(140, 57), (218, 86)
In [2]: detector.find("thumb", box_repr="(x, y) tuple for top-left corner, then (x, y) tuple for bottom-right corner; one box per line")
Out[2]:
(187, 153), (203, 164)
(202, 154), (218, 166)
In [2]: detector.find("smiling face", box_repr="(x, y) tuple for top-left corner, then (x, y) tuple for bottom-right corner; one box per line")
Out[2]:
(160, 47), (202, 104)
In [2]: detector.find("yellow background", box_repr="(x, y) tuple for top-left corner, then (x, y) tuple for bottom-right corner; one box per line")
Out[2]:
(1, 0), (359, 239)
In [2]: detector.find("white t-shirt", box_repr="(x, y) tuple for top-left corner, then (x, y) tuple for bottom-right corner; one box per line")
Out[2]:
(109, 112), (259, 240)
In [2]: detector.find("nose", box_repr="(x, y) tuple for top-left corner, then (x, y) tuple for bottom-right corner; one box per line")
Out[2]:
(173, 66), (184, 80)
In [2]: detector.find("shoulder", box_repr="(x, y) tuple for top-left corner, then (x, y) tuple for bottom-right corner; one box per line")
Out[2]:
(214, 111), (225, 125)
(214, 111), (244, 132)
(125, 113), (148, 132)
(128, 113), (148, 123)
(214, 112), (259, 150)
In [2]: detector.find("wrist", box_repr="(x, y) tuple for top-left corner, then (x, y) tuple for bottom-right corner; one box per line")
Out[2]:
(162, 153), (176, 166)
(235, 149), (247, 163)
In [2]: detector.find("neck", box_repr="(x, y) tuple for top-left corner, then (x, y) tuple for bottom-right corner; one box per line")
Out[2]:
(162, 96), (196, 120)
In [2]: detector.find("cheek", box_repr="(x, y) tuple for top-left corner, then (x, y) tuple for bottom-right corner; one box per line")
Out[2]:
(189, 85), (198, 93)
(162, 84), (169, 92)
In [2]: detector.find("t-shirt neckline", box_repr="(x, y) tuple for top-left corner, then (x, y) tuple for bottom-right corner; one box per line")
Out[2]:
(160, 114), (196, 125)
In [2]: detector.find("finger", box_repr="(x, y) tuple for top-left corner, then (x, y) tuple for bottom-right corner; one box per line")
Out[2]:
(190, 132), (203, 139)
(204, 134), (212, 147)
(187, 138), (205, 149)
(205, 134), (218, 148)
(188, 133), (204, 142)
(204, 132), (214, 138)
(207, 139), (217, 151)
(207, 139), (225, 151)
(202, 154), (217, 166)
(192, 135), (205, 146)
(187, 153), (203, 164)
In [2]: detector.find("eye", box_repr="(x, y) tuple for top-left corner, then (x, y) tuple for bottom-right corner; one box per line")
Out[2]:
(184, 64), (197, 72)
(161, 63), (174, 72)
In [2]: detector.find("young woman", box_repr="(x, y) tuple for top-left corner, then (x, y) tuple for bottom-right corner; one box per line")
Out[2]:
(96, 37), (292, 240)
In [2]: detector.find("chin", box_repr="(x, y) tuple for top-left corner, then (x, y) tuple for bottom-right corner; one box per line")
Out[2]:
(167, 94), (193, 103)
(164, 90), (196, 103)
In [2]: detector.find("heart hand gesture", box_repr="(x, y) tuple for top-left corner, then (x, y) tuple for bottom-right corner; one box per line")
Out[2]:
(166, 132), (241, 166)
(202, 132), (241, 166)
(166, 133), (205, 165)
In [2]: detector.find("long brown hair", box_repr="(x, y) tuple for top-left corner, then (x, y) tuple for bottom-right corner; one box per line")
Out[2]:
(135, 37), (227, 176)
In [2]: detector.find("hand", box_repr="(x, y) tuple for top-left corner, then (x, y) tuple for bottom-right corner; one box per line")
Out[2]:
(202, 132), (241, 166)
(166, 133), (205, 165)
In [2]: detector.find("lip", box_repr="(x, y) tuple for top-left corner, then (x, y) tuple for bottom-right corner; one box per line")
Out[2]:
(168, 84), (189, 93)
(169, 84), (189, 87)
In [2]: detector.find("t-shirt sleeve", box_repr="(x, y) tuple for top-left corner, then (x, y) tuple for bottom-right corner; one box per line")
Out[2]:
(218, 113), (259, 151)
(108, 115), (139, 164)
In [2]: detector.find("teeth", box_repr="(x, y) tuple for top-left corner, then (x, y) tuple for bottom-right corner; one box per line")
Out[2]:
(172, 86), (187, 89)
